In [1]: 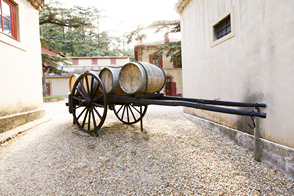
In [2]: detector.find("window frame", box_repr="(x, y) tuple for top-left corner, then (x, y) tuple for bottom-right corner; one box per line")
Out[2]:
(211, 7), (235, 47)
(0, 0), (17, 40)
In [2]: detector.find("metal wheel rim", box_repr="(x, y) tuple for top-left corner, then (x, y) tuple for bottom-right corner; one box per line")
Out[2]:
(113, 104), (148, 125)
(70, 72), (107, 134)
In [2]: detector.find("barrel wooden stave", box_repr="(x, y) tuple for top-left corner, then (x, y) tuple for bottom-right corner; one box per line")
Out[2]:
(99, 67), (125, 95)
(119, 62), (166, 95)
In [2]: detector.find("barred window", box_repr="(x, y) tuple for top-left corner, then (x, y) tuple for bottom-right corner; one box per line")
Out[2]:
(214, 15), (231, 40)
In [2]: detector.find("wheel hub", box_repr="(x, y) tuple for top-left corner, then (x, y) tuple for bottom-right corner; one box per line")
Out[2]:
(84, 98), (92, 107)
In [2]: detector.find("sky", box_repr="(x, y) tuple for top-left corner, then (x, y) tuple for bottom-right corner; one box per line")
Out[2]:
(48, 0), (181, 46)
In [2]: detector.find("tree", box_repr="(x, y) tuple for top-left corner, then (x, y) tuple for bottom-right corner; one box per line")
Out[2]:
(40, 37), (72, 96)
(127, 20), (181, 66)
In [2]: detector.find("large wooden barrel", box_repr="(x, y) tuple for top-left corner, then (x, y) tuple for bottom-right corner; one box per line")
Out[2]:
(69, 74), (80, 92)
(99, 67), (124, 95)
(118, 62), (166, 94)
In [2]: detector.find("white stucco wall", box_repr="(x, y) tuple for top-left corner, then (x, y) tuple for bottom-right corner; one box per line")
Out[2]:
(0, 0), (43, 115)
(46, 78), (69, 97)
(116, 58), (129, 66)
(180, 0), (294, 148)
(78, 59), (92, 66)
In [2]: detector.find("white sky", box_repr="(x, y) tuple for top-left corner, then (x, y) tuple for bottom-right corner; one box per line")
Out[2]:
(48, 0), (181, 46)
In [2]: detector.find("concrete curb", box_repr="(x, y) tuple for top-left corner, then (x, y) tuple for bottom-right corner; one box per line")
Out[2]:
(0, 116), (52, 144)
(0, 109), (45, 133)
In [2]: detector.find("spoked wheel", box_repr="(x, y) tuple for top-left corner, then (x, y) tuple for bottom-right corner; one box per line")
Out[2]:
(70, 72), (107, 134)
(113, 104), (148, 125)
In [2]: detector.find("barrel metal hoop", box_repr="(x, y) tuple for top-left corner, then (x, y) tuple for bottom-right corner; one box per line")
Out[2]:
(156, 64), (166, 93)
(109, 68), (119, 94)
(144, 63), (154, 93)
(137, 62), (148, 94)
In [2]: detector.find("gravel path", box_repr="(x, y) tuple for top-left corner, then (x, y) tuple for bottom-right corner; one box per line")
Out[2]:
(0, 100), (293, 195)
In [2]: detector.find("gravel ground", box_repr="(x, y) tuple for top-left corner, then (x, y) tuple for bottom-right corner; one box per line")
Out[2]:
(0, 100), (293, 195)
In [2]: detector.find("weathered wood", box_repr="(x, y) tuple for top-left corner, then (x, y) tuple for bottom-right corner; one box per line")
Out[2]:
(99, 67), (124, 95)
(69, 74), (80, 92)
(119, 62), (166, 94)
(254, 117), (261, 161)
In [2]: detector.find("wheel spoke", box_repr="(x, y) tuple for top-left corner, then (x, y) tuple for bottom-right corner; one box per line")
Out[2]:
(91, 106), (97, 129)
(72, 105), (83, 110)
(126, 106), (130, 123)
(130, 104), (140, 114)
(90, 76), (94, 97)
(121, 105), (126, 121)
(85, 75), (90, 96)
(82, 109), (89, 128)
(93, 107), (102, 120)
(129, 106), (137, 122)
(76, 107), (87, 121)
(92, 102), (104, 107)
(92, 94), (102, 102)
(88, 107), (91, 131)
(79, 80), (88, 98)
(73, 95), (84, 102)
(116, 105), (124, 114)
(75, 86), (87, 99)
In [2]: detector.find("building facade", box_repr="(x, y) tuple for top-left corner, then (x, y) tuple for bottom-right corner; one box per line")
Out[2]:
(0, 0), (45, 133)
(45, 56), (129, 97)
(177, 0), (294, 179)
(134, 35), (182, 96)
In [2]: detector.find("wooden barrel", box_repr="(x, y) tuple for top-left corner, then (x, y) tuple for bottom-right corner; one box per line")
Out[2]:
(69, 74), (80, 92)
(118, 62), (166, 94)
(99, 67), (124, 95)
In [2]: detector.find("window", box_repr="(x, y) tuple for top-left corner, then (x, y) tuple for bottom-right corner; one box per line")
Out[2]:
(73, 59), (78, 65)
(214, 15), (231, 40)
(173, 55), (182, 68)
(0, 0), (16, 39)
(211, 7), (235, 47)
(111, 58), (116, 65)
(149, 54), (163, 68)
(92, 59), (97, 65)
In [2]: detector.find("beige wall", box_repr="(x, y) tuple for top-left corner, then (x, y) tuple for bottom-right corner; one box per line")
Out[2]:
(73, 58), (129, 68)
(180, 0), (294, 148)
(0, 0), (43, 116)
(45, 78), (69, 97)
(140, 47), (183, 95)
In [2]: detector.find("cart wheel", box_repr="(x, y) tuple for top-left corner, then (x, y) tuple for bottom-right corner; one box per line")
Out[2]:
(70, 72), (107, 134)
(113, 104), (148, 125)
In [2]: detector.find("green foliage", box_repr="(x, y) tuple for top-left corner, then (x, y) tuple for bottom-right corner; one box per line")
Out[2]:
(127, 20), (181, 67)
(153, 41), (182, 68)
(39, 1), (134, 59)
(43, 96), (63, 99)
(126, 20), (180, 44)
(42, 53), (72, 75)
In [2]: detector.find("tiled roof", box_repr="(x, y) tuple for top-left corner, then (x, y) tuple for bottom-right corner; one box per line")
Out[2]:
(69, 56), (129, 59)
(175, 0), (192, 14)
(27, 0), (45, 11)
(135, 38), (180, 47)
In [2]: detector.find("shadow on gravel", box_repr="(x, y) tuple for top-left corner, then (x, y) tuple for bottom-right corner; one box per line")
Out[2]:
(71, 122), (150, 140)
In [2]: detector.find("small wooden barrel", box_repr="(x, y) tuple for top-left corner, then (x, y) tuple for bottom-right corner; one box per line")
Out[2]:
(69, 74), (80, 92)
(119, 62), (166, 94)
(99, 67), (124, 95)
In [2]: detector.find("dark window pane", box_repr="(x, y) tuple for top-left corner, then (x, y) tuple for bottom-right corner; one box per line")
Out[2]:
(3, 1), (11, 20)
(214, 15), (231, 40)
(3, 18), (12, 36)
